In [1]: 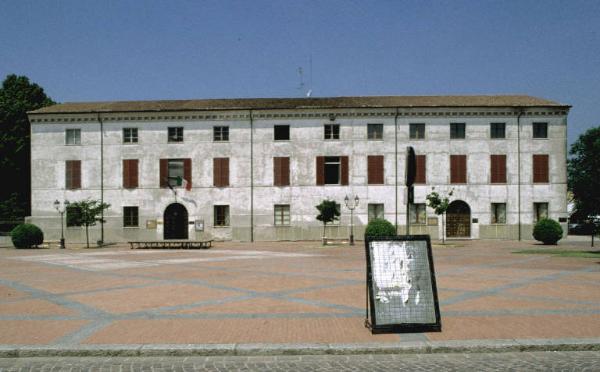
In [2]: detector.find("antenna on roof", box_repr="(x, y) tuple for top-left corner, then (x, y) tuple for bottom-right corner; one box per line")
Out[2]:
(297, 55), (314, 97)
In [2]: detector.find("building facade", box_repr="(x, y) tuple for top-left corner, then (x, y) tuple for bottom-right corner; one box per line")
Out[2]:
(27, 95), (570, 242)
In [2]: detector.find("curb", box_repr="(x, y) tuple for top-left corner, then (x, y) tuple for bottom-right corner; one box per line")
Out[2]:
(1, 338), (599, 358)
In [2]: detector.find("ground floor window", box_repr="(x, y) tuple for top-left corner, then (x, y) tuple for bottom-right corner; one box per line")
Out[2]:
(534, 202), (548, 222)
(274, 204), (290, 226)
(214, 205), (230, 227)
(368, 203), (384, 222)
(410, 203), (426, 224)
(491, 203), (506, 224)
(66, 205), (82, 227)
(123, 206), (139, 227)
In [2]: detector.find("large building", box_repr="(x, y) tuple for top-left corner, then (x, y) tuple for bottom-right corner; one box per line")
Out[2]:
(27, 95), (570, 242)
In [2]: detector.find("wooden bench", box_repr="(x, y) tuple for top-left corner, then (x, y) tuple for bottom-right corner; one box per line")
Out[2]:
(128, 240), (213, 250)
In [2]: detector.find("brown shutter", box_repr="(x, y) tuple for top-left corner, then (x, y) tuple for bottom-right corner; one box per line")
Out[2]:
(160, 159), (168, 188)
(415, 155), (426, 184)
(273, 157), (281, 186)
(341, 156), (349, 185)
(451, 155), (466, 184)
(490, 155), (506, 183)
(131, 159), (139, 188)
(183, 158), (192, 188)
(274, 157), (289, 186)
(368, 155), (384, 185)
(123, 160), (130, 188)
(66, 160), (81, 189)
(460, 155), (467, 183)
(213, 158), (220, 187)
(74, 161), (81, 189)
(533, 154), (549, 183)
(222, 158), (229, 186)
(450, 156), (457, 184)
(316, 156), (324, 185)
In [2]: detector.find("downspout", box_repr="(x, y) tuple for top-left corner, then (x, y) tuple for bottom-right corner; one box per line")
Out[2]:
(517, 109), (523, 241)
(249, 109), (254, 242)
(97, 113), (104, 244)
(394, 107), (399, 232)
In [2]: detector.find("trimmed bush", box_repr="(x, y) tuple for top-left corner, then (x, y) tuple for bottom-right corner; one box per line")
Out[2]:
(10, 223), (44, 249)
(533, 218), (563, 245)
(365, 218), (396, 238)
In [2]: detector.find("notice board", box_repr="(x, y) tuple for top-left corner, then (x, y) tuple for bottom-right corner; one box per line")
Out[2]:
(365, 235), (441, 333)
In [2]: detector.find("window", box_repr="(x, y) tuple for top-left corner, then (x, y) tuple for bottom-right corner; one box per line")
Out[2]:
(213, 158), (230, 187)
(123, 128), (138, 143)
(490, 123), (505, 139)
(534, 202), (549, 222)
(415, 155), (426, 184)
(168, 159), (184, 187)
(533, 122), (548, 139)
(66, 205), (82, 227)
(330, 203), (342, 225)
(65, 129), (81, 145)
(65, 160), (81, 189)
(324, 124), (340, 140)
(214, 205), (230, 227)
(324, 156), (340, 184)
(490, 155), (507, 183)
(409, 123), (425, 139)
(274, 204), (290, 226)
(368, 204), (384, 222)
(159, 159), (192, 188)
(410, 203), (426, 224)
(273, 157), (290, 186)
(316, 156), (348, 185)
(367, 124), (383, 140)
(274, 125), (290, 140)
(491, 203), (506, 224)
(450, 123), (466, 139)
(213, 126), (229, 141)
(450, 155), (467, 184)
(168, 127), (183, 142)
(123, 206), (139, 227)
(367, 155), (384, 184)
(533, 154), (549, 183)
(122, 159), (139, 189)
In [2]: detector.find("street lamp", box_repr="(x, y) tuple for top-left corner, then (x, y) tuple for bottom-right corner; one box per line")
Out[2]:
(344, 194), (360, 246)
(53, 200), (70, 249)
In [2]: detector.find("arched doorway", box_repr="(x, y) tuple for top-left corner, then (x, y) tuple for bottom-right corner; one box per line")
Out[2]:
(446, 200), (471, 238)
(163, 203), (188, 239)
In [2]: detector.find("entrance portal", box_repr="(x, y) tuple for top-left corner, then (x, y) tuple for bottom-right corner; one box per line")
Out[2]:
(446, 200), (471, 238)
(163, 203), (188, 239)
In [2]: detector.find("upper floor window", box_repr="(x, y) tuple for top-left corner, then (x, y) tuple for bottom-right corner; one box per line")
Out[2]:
(213, 126), (229, 141)
(65, 160), (81, 189)
(65, 129), (81, 145)
(123, 128), (138, 144)
(450, 155), (467, 184)
(159, 158), (192, 189)
(324, 124), (340, 140)
(409, 123), (425, 139)
(533, 122), (548, 138)
(168, 127), (184, 142)
(450, 123), (466, 139)
(490, 123), (505, 139)
(532, 154), (549, 183)
(367, 124), (383, 140)
(274, 125), (290, 141)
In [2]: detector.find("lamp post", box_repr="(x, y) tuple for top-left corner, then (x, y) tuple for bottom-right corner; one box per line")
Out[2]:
(53, 200), (69, 249)
(344, 194), (360, 246)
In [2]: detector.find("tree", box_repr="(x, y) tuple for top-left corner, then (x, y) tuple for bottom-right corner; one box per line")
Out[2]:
(426, 188), (454, 244)
(66, 199), (110, 248)
(568, 126), (600, 228)
(0, 74), (55, 224)
(315, 199), (340, 245)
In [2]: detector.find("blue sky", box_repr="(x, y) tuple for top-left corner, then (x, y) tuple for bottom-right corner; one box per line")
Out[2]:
(1, 0), (598, 144)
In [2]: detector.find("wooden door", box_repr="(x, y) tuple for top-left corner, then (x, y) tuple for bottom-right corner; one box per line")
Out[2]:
(446, 201), (471, 238)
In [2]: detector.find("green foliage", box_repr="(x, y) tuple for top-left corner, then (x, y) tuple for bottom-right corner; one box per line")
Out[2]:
(568, 126), (600, 222)
(364, 218), (396, 238)
(10, 223), (44, 249)
(315, 199), (340, 225)
(66, 199), (110, 248)
(0, 74), (55, 220)
(533, 218), (563, 245)
(426, 188), (454, 215)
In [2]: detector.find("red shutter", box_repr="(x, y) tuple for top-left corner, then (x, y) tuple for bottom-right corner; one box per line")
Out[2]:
(160, 159), (168, 188)
(415, 155), (426, 184)
(341, 156), (349, 185)
(183, 158), (192, 189)
(451, 155), (466, 184)
(533, 154), (549, 183)
(490, 155), (506, 184)
(316, 156), (324, 185)
(368, 155), (384, 185)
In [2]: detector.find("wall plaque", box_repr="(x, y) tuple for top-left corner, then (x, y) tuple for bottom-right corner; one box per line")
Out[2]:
(365, 235), (441, 333)
(195, 219), (204, 231)
(146, 219), (157, 229)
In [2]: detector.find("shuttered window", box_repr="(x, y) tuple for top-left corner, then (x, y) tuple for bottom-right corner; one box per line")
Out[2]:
(367, 155), (384, 185)
(65, 160), (81, 189)
(123, 159), (139, 189)
(159, 159), (191, 188)
(415, 155), (426, 184)
(213, 158), (230, 187)
(273, 157), (290, 186)
(316, 156), (348, 185)
(533, 154), (549, 183)
(450, 155), (467, 184)
(490, 155), (507, 184)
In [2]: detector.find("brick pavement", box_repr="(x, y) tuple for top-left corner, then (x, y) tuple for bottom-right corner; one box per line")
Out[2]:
(0, 239), (598, 348)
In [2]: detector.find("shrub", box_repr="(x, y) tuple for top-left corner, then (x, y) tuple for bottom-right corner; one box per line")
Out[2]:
(533, 218), (563, 245)
(10, 223), (44, 249)
(365, 218), (396, 238)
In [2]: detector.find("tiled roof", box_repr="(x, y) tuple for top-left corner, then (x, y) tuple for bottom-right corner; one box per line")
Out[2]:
(28, 95), (569, 114)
